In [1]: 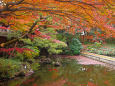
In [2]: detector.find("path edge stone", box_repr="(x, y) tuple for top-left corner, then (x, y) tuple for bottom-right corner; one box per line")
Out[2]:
(81, 52), (115, 66)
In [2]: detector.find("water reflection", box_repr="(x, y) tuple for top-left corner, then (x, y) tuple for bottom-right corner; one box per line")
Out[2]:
(0, 59), (115, 86)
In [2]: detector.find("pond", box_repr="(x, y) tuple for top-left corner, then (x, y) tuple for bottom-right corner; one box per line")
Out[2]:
(0, 58), (115, 86)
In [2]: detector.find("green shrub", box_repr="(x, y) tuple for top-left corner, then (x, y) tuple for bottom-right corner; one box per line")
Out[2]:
(64, 38), (83, 55)
(0, 58), (40, 79)
(87, 42), (102, 50)
(23, 46), (40, 58)
(30, 62), (40, 71)
(56, 30), (83, 55)
(17, 38), (40, 61)
(40, 28), (57, 39)
(94, 42), (102, 48)
(96, 48), (115, 57)
(0, 58), (22, 78)
(105, 37), (115, 44)
(87, 46), (115, 57)
(33, 37), (67, 55)
(15, 46), (40, 61)
(20, 37), (67, 55)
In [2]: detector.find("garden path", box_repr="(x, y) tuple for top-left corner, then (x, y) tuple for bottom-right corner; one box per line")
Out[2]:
(61, 55), (115, 69)
(64, 55), (105, 65)
(81, 52), (115, 65)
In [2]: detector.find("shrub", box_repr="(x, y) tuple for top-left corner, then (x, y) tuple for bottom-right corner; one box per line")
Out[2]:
(64, 38), (83, 55)
(56, 29), (84, 55)
(96, 48), (115, 57)
(105, 37), (115, 44)
(93, 42), (102, 48)
(15, 46), (40, 61)
(0, 58), (40, 79)
(20, 37), (67, 56)
(30, 62), (40, 71)
(33, 37), (67, 55)
(16, 38), (40, 61)
(23, 46), (40, 58)
(87, 44), (115, 57)
(87, 42), (102, 50)
(56, 30), (83, 55)
(0, 58), (22, 79)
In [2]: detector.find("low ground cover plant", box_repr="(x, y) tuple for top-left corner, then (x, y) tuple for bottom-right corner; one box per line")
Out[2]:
(86, 42), (115, 57)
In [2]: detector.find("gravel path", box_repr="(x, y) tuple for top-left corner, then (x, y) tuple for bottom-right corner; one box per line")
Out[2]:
(75, 56), (105, 65)
(64, 55), (105, 65)
(61, 55), (115, 70)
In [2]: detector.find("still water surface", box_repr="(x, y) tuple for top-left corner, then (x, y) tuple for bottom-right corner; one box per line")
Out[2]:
(0, 59), (115, 86)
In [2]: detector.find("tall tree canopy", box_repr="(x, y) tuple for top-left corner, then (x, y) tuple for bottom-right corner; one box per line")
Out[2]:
(0, 0), (114, 40)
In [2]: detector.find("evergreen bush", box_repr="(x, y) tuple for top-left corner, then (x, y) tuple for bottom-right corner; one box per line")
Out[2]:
(64, 38), (83, 55)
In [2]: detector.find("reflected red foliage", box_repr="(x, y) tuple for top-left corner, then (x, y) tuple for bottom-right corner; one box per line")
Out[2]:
(104, 80), (110, 86)
(48, 68), (58, 72)
(16, 84), (20, 86)
(103, 69), (107, 75)
(87, 82), (97, 86)
(33, 83), (38, 86)
(23, 78), (35, 85)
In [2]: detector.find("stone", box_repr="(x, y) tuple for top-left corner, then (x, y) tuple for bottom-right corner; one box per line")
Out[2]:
(40, 57), (52, 64)
(18, 72), (25, 77)
(54, 62), (61, 67)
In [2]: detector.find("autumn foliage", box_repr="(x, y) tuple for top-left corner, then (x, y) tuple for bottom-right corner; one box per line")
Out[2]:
(0, 0), (114, 46)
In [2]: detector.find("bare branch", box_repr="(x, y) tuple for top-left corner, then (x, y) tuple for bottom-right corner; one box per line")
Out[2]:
(6, 0), (24, 6)
(55, 0), (104, 8)
(28, 20), (39, 33)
